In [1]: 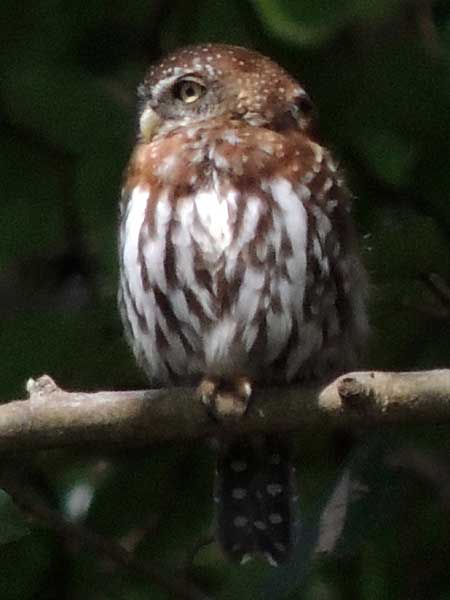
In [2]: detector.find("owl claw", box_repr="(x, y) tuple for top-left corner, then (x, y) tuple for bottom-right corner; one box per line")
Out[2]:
(198, 378), (220, 422)
(198, 377), (253, 421)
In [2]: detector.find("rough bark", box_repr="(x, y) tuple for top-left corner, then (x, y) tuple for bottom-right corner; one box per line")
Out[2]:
(0, 370), (448, 451)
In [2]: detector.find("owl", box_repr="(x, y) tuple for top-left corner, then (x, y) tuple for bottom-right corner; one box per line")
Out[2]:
(118, 43), (368, 565)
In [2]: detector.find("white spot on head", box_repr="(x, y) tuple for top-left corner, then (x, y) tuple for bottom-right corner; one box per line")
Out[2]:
(253, 520), (267, 530)
(222, 130), (242, 145)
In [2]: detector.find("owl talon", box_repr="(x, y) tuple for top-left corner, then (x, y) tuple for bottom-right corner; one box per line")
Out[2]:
(197, 377), (253, 421)
(198, 378), (221, 422)
(198, 377), (218, 408)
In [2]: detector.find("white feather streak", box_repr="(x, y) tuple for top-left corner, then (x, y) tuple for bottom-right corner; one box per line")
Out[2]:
(143, 191), (172, 293)
(122, 186), (149, 320)
(269, 177), (308, 312)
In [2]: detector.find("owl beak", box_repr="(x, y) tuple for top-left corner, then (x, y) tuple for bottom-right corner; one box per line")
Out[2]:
(139, 106), (162, 142)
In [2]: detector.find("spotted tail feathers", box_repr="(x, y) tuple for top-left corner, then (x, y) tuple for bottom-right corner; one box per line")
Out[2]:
(215, 435), (298, 565)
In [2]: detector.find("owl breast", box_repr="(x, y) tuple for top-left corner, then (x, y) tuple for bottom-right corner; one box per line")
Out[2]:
(119, 123), (367, 385)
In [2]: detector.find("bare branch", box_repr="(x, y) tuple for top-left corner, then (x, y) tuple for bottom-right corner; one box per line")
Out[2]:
(0, 370), (448, 451)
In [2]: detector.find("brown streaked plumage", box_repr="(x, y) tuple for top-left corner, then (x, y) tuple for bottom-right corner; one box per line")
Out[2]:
(118, 43), (368, 565)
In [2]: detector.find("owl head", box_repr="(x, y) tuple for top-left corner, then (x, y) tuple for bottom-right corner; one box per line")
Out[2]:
(137, 44), (313, 142)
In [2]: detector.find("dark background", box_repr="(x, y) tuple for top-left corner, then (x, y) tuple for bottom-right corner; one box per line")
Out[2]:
(1, 1), (449, 598)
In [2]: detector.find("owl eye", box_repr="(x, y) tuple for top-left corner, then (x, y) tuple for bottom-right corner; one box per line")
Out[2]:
(172, 78), (206, 104)
(293, 93), (313, 117)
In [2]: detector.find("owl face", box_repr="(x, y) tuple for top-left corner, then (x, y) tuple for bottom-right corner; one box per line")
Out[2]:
(137, 44), (313, 142)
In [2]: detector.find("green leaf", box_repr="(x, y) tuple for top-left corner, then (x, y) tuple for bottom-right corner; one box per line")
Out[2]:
(135, 445), (214, 563)
(251, 0), (404, 47)
(0, 490), (30, 545)
(251, 0), (344, 47)
(1, 59), (130, 156)
(0, 132), (65, 262)
(0, 529), (58, 600)
(162, 0), (257, 50)
(86, 447), (187, 537)
(352, 128), (417, 188)
(367, 206), (450, 280)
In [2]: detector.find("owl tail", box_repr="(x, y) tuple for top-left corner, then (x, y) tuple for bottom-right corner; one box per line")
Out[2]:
(215, 434), (298, 566)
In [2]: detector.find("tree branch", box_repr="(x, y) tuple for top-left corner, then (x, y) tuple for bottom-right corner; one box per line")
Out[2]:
(0, 370), (449, 451)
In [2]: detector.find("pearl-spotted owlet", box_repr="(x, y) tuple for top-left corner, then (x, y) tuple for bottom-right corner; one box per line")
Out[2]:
(119, 44), (368, 565)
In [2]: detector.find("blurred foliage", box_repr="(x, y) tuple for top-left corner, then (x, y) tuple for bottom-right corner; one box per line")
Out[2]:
(1, 0), (450, 598)
(0, 490), (30, 544)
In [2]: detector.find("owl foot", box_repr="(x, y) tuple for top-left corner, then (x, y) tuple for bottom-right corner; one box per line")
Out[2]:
(198, 376), (253, 421)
